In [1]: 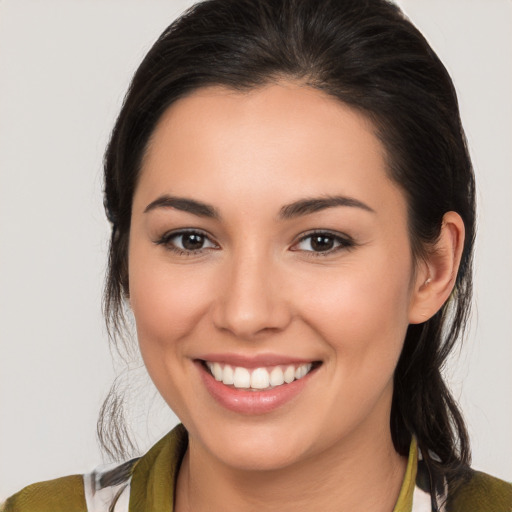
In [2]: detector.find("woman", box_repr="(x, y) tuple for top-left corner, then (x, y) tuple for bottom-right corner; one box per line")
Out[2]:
(2, 0), (511, 510)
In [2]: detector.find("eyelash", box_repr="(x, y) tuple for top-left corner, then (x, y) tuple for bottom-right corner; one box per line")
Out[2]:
(155, 229), (218, 256)
(293, 230), (356, 257)
(154, 229), (355, 257)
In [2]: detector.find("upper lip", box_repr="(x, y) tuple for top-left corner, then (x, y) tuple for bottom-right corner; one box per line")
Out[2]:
(196, 353), (320, 368)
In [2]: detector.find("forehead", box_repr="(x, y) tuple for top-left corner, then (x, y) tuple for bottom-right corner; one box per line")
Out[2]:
(136, 81), (403, 218)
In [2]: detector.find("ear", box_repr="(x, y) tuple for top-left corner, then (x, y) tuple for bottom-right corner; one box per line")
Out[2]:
(408, 211), (465, 324)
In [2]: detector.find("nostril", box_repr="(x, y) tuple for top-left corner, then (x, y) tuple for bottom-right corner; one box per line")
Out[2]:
(210, 265), (292, 338)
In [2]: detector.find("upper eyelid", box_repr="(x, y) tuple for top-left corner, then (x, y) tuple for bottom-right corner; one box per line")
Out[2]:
(294, 229), (353, 244)
(153, 229), (214, 251)
(156, 228), (350, 240)
(290, 232), (355, 258)
(158, 227), (216, 241)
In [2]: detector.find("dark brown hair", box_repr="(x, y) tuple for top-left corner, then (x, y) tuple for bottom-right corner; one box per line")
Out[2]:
(100, 0), (475, 481)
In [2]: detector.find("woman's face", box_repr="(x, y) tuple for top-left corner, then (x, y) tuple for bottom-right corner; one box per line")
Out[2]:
(129, 82), (423, 470)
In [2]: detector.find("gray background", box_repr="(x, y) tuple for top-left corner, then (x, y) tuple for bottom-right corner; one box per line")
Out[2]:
(1, 0), (511, 499)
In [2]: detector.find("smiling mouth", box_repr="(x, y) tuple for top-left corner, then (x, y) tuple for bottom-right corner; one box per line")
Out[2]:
(201, 361), (322, 391)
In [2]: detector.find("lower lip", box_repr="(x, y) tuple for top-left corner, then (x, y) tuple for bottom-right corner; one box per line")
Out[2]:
(197, 362), (315, 415)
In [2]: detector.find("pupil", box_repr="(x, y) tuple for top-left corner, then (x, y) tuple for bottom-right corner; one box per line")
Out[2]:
(311, 235), (334, 251)
(182, 233), (204, 250)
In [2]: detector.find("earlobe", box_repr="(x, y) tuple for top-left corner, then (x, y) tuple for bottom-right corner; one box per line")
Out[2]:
(408, 211), (465, 324)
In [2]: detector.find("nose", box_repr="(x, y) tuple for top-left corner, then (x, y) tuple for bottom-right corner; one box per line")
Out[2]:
(212, 250), (292, 339)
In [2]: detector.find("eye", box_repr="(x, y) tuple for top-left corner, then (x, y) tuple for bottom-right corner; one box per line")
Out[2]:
(292, 231), (354, 254)
(155, 230), (218, 254)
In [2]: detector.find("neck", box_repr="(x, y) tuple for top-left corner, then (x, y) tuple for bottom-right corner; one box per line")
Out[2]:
(175, 422), (407, 512)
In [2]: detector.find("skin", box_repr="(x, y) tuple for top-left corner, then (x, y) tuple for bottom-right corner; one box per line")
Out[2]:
(128, 81), (465, 512)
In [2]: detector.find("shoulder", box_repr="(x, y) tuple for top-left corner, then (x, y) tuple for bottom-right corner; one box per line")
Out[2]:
(1, 474), (86, 512)
(448, 469), (512, 512)
(1, 458), (141, 512)
(1, 425), (188, 512)
(0, 460), (139, 512)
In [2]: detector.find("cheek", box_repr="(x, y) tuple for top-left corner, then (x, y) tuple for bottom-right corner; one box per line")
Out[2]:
(294, 251), (413, 367)
(128, 245), (213, 353)
(127, 246), (219, 416)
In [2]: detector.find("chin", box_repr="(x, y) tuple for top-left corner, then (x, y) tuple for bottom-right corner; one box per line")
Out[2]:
(187, 416), (319, 472)
(212, 438), (309, 472)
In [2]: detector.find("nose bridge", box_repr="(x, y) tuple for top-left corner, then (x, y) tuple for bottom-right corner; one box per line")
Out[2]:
(213, 242), (290, 338)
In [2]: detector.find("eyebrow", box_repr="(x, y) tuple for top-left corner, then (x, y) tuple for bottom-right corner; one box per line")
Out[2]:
(278, 195), (375, 219)
(144, 194), (374, 220)
(144, 195), (220, 218)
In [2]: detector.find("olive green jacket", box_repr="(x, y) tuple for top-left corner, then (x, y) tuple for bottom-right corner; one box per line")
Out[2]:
(2, 424), (511, 511)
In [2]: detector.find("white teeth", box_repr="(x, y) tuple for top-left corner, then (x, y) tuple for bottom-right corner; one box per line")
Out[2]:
(233, 367), (251, 388)
(222, 364), (234, 385)
(251, 368), (270, 389)
(284, 365), (295, 383)
(294, 363), (312, 379)
(269, 366), (285, 386)
(206, 361), (315, 390)
(212, 362), (223, 381)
